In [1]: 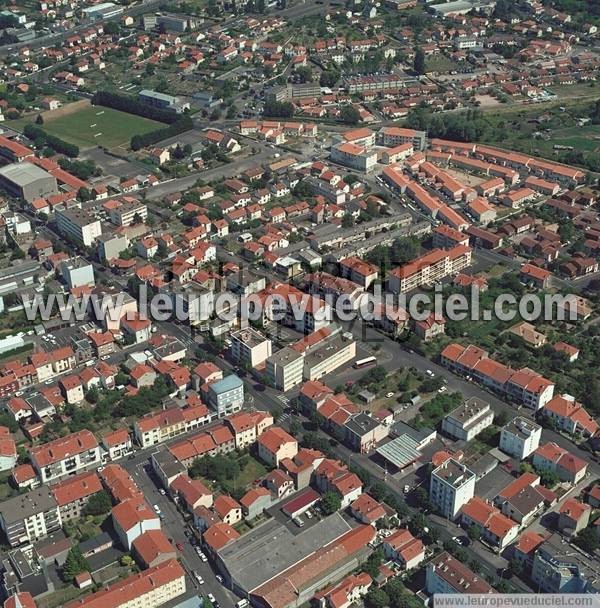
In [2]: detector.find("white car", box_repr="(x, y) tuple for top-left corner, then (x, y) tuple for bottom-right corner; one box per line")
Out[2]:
(426, 369), (435, 377)
(194, 572), (204, 584)
(200, 552), (208, 562)
(159, 488), (166, 496)
(438, 386), (447, 393)
(386, 392), (394, 398)
(153, 504), (161, 514)
(208, 593), (216, 603)
(216, 575), (223, 584)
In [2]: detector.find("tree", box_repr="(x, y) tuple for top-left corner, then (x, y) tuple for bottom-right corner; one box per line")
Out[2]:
(364, 587), (389, 608)
(78, 187), (91, 202)
(35, 114), (44, 125)
(321, 491), (342, 515)
(413, 47), (426, 75)
(362, 548), (384, 578)
(83, 490), (112, 516)
(341, 214), (354, 228)
(105, 21), (119, 35)
(340, 105), (360, 125)
(272, 404), (283, 422)
(467, 524), (482, 542)
(63, 546), (89, 582)
(414, 486), (431, 510)
(120, 554), (134, 567)
(573, 527), (599, 553)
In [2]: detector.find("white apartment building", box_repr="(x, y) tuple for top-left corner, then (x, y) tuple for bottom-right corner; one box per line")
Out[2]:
(109, 200), (148, 227)
(56, 208), (102, 247)
(429, 458), (476, 520)
(266, 347), (305, 391)
(0, 487), (62, 547)
(330, 142), (377, 172)
(388, 246), (472, 294)
(30, 430), (101, 483)
(230, 327), (272, 369)
(441, 397), (494, 441)
(60, 257), (95, 290)
(303, 333), (356, 381)
(499, 416), (542, 459)
(378, 127), (426, 150)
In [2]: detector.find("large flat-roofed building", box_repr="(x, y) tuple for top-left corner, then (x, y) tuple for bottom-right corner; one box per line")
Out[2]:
(81, 1), (124, 19)
(499, 416), (542, 459)
(531, 533), (600, 593)
(0, 162), (57, 203)
(215, 513), (375, 606)
(430, 458), (476, 519)
(0, 487), (61, 547)
(302, 331), (356, 381)
(266, 347), (304, 391)
(138, 89), (189, 113)
(56, 208), (102, 247)
(441, 397), (494, 441)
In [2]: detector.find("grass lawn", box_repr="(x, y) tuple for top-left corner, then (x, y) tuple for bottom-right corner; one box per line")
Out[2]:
(220, 455), (268, 495)
(426, 55), (462, 74)
(41, 106), (163, 150)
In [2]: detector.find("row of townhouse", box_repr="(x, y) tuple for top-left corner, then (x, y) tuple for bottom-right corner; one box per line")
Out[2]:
(168, 410), (273, 467)
(440, 343), (555, 409)
(133, 403), (212, 448)
(430, 139), (585, 187)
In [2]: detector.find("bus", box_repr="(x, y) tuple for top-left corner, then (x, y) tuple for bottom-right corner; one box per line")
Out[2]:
(353, 356), (376, 369)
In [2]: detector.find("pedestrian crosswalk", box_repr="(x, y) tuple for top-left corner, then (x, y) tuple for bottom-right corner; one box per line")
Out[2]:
(276, 394), (290, 405)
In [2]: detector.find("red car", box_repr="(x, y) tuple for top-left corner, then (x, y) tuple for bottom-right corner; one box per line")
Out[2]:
(176, 543), (184, 551)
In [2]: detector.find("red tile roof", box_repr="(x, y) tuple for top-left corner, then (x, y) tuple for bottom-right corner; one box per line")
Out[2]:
(64, 559), (184, 608)
(50, 471), (102, 507)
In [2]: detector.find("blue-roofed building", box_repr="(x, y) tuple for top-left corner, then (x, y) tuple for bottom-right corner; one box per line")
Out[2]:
(206, 374), (244, 417)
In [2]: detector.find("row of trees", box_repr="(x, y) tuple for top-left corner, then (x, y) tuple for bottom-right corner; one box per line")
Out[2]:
(58, 158), (102, 180)
(263, 100), (294, 118)
(130, 115), (193, 151)
(92, 90), (180, 124)
(23, 124), (79, 157)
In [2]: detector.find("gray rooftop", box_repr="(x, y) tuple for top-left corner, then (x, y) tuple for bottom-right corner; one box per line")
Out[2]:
(502, 416), (541, 440)
(139, 89), (179, 104)
(345, 412), (381, 437)
(218, 512), (353, 592)
(267, 346), (303, 366)
(0, 162), (52, 186)
(433, 458), (476, 488)
(0, 487), (57, 524)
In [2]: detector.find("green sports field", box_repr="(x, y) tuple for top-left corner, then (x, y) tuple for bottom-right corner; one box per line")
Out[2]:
(42, 106), (163, 150)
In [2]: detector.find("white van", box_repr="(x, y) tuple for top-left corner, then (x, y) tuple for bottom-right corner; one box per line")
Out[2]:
(236, 600), (249, 608)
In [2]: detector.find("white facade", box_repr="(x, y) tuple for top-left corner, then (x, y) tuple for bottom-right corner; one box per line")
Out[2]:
(499, 417), (542, 459)
(430, 459), (476, 520)
(230, 328), (272, 369)
(266, 347), (305, 391)
(441, 399), (494, 441)
(56, 209), (102, 247)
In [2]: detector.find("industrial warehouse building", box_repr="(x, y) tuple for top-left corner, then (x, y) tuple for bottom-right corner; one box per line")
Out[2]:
(0, 162), (57, 203)
(215, 513), (374, 607)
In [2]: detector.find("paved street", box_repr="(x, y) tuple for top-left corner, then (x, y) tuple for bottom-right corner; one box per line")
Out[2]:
(123, 451), (240, 607)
